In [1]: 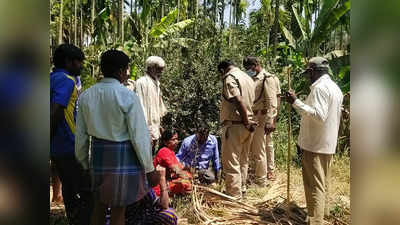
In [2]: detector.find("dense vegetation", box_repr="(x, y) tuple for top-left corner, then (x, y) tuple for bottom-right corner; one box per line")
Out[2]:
(50, 0), (350, 161)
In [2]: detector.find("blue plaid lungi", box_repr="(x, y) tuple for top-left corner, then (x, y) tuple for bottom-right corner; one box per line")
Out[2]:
(91, 137), (149, 207)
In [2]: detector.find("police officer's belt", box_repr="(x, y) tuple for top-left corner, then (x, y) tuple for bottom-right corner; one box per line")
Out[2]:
(253, 109), (267, 115)
(221, 120), (243, 126)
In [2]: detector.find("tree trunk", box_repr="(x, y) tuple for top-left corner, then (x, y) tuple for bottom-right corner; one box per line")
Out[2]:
(161, 0), (164, 17)
(213, 0), (217, 25)
(195, 0), (198, 39)
(80, 6), (83, 47)
(177, 0), (180, 22)
(70, 17), (73, 44)
(118, 0), (124, 43)
(74, 0), (78, 45)
(273, 0), (279, 60)
(91, 0), (95, 42)
(220, 0), (224, 30)
(229, 0), (233, 46)
(58, 0), (64, 44)
(235, 0), (239, 25)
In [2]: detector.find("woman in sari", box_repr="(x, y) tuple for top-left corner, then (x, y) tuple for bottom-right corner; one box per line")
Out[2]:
(153, 129), (192, 196)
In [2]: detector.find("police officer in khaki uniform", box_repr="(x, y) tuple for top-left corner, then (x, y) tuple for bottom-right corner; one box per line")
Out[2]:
(218, 60), (257, 199)
(243, 57), (281, 183)
(243, 57), (272, 185)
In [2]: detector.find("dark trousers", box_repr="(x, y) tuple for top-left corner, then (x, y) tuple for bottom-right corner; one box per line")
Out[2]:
(51, 155), (93, 225)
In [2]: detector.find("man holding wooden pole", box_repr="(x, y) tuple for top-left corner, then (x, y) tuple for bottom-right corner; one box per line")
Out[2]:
(284, 57), (343, 225)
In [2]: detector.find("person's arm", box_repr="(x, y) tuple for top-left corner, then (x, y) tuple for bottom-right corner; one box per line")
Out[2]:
(274, 76), (281, 124)
(50, 76), (74, 138)
(289, 88), (329, 123)
(75, 100), (90, 170)
(157, 165), (169, 210)
(175, 140), (191, 170)
(211, 137), (221, 180)
(175, 140), (185, 163)
(224, 75), (256, 131)
(50, 103), (65, 138)
(126, 94), (154, 173)
(275, 95), (281, 124)
(264, 77), (276, 134)
(135, 80), (149, 124)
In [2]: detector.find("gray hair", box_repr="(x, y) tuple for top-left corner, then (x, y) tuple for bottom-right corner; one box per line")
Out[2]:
(146, 56), (165, 68)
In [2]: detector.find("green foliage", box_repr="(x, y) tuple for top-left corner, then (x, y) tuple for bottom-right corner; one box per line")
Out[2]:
(50, 0), (351, 158)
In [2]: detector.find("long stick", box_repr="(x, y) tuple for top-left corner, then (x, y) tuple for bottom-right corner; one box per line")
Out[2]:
(286, 67), (292, 218)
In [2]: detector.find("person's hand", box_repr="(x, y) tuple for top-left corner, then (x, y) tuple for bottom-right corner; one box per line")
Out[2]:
(216, 170), (222, 181)
(146, 169), (161, 187)
(183, 163), (191, 171)
(156, 165), (166, 179)
(244, 120), (258, 132)
(264, 123), (276, 134)
(284, 89), (297, 104)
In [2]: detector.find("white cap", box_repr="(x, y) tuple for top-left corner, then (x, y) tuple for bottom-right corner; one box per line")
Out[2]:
(145, 56), (165, 68)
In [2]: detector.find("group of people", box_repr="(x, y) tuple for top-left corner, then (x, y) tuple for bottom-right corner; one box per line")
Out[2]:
(217, 57), (343, 225)
(50, 43), (343, 225)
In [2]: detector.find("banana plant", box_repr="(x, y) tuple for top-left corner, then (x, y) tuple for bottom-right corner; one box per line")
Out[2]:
(281, 0), (350, 56)
(148, 8), (195, 48)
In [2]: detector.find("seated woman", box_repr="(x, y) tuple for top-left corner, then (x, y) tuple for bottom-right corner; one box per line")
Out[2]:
(153, 129), (192, 196)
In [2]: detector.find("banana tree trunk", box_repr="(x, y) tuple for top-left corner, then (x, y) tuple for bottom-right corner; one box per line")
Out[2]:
(91, 0), (95, 42)
(58, 0), (64, 44)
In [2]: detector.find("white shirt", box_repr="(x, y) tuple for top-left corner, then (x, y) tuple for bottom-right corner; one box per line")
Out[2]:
(293, 75), (343, 154)
(135, 74), (167, 140)
(75, 78), (154, 173)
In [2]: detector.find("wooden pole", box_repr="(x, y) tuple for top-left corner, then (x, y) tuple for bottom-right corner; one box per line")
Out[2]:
(286, 67), (292, 218)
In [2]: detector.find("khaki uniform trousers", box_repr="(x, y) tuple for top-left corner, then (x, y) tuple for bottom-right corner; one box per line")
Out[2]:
(221, 124), (253, 198)
(302, 149), (332, 225)
(250, 113), (267, 184)
(266, 132), (275, 172)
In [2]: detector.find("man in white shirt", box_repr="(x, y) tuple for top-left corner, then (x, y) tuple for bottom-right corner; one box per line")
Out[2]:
(75, 50), (159, 225)
(135, 56), (167, 154)
(285, 57), (343, 225)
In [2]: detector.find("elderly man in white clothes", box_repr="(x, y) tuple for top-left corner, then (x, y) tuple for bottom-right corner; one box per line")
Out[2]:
(136, 56), (168, 154)
(285, 57), (343, 225)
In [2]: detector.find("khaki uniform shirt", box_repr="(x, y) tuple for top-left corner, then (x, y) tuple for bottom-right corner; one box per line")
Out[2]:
(251, 69), (280, 125)
(136, 74), (167, 140)
(220, 67), (255, 123)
